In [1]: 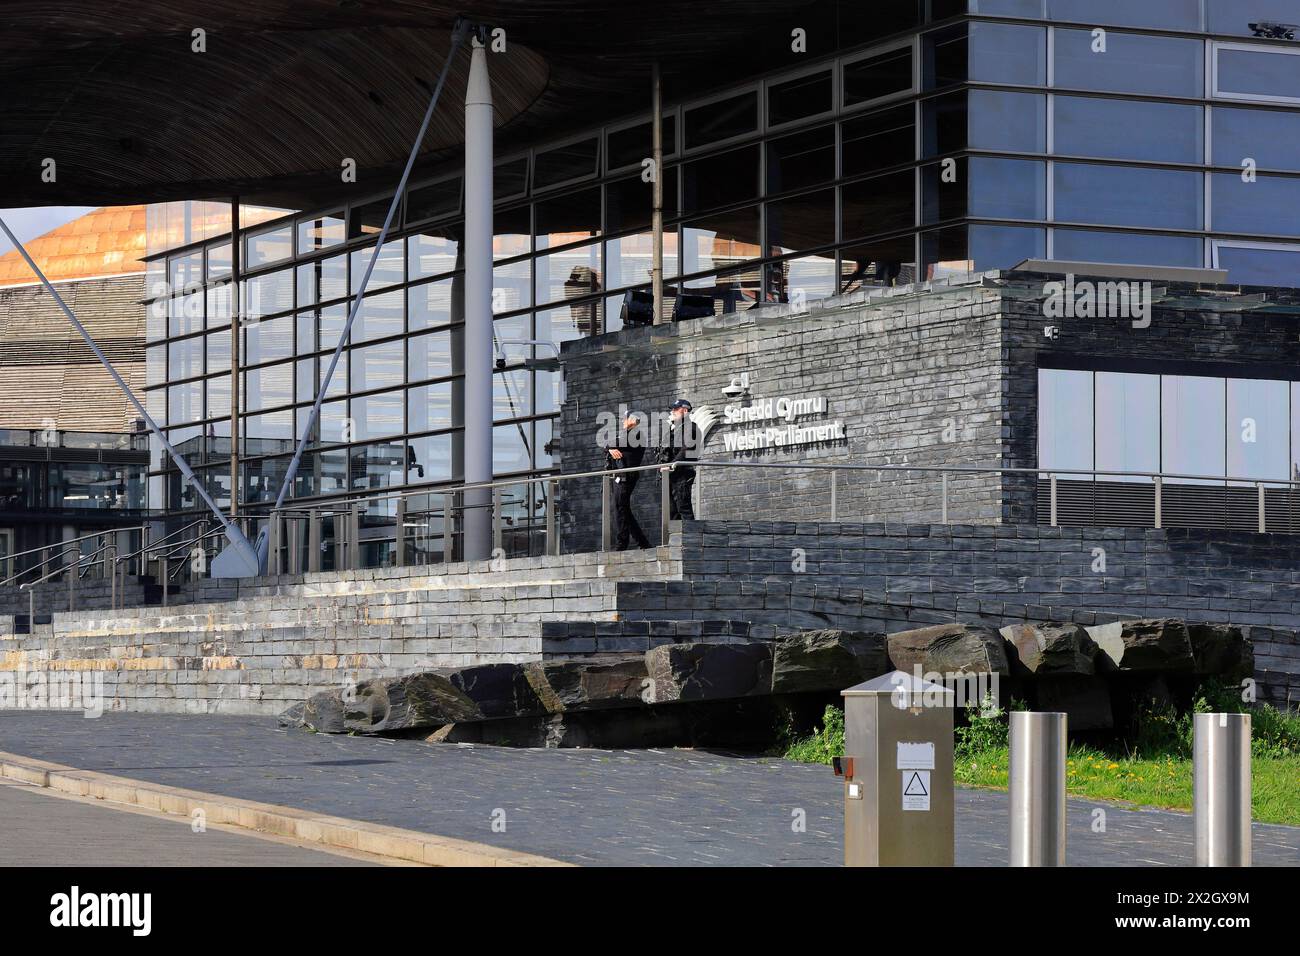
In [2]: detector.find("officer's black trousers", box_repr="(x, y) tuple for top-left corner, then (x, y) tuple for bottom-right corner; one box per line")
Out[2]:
(614, 478), (650, 550)
(668, 469), (696, 521)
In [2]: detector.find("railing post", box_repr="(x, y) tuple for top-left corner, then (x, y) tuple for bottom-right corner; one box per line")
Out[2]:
(660, 468), (671, 546)
(545, 479), (559, 557)
(601, 475), (612, 552)
(1258, 482), (1266, 534)
(28, 587), (34, 624)
(492, 487), (503, 556)
(1049, 474), (1058, 527)
(333, 512), (347, 570)
(443, 493), (455, 565)
(67, 548), (77, 612)
(394, 497), (407, 567)
(160, 556), (168, 607)
(308, 510), (322, 573)
(1193, 713), (1251, 867)
(1154, 475), (1163, 529)
(1009, 711), (1067, 867)
(288, 515), (304, 575)
(349, 504), (362, 570)
(830, 468), (838, 521)
(269, 510), (282, 576)
(108, 543), (117, 608)
(941, 472), (949, 525)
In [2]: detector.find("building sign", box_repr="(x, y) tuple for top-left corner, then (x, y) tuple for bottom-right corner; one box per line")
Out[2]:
(719, 394), (846, 452)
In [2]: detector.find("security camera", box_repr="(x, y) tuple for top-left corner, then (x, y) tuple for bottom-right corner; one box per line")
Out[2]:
(1250, 21), (1298, 40)
(494, 357), (506, 370)
(721, 382), (747, 398)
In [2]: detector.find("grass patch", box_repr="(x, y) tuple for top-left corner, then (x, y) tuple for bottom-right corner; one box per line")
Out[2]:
(954, 746), (1300, 827)
(783, 687), (1300, 826)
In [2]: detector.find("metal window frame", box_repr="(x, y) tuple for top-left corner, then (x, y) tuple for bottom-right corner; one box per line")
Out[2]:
(681, 84), (763, 155)
(764, 60), (838, 134)
(840, 35), (920, 115)
(1212, 41), (1300, 105)
(531, 131), (603, 195)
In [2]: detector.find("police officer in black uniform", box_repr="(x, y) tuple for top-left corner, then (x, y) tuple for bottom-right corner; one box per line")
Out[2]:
(659, 399), (701, 520)
(605, 412), (651, 550)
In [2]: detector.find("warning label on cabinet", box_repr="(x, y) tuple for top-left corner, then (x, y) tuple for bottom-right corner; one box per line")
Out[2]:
(902, 770), (931, 811)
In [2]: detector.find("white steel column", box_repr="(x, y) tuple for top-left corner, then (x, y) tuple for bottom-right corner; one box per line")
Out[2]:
(463, 35), (494, 561)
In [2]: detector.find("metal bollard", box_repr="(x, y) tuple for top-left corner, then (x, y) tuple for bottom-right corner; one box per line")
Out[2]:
(1009, 711), (1068, 867)
(1193, 713), (1251, 867)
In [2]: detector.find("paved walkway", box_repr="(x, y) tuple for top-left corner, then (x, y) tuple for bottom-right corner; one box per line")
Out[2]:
(0, 777), (376, 866)
(0, 712), (1296, 866)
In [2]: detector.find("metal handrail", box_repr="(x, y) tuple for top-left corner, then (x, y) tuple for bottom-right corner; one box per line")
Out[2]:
(240, 459), (1300, 517)
(18, 539), (112, 591)
(113, 517), (212, 567)
(0, 525), (145, 587)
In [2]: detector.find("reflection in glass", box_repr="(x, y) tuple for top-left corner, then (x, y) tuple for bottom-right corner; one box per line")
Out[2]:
(1212, 173), (1300, 238)
(243, 313), (293, 366)
(1095, 371), (1158, 481)
(408, 227), (462, 280)
(1162, 376), (1226, 483)
(684, 91), (758, 149)
(406, 179), (461, 224)
(1053, 29), (1202, 97)
(682, 207), (761, 277)
(768, 189), (835, 256)
(969, 224), (1046, 270)
(1054, 163), (1202, 230)
(494, 367), (531, 421)
(536, 187), (600, 250)
(296, 214), (344, 255)
(1038, 368), (1093, 475)
(841, 170), (915, 241)
(1228, 378), (1289, 482)
(351, 240), (404, 293)
(605, 230), (679, 290)
(843, 105), (915, 174)
(352, 289), (404, 343)
(970, 90), (1047, 153)
(409, 278), (458, 331)
(767, 125), (835, 195)
(408, 330), (456, 382)
(407, 433), (454, 484)
(1216, 244), (1300, 287)
(1053, 229), (1203, 268)
(1213, 107), (1300, 173)
(351, 340), (404, 393)
(843, 48), (913, 106)
(350, 391), (404, 442)
(1054, 96), (1202, 164)
(682, 145), (759, 214)
(839, 234), (917, 291)
(534, 138), (599, 190)
(535, 243), (601, 311)
(607, 116), (677, 171)
(494, 422), (532, 474)
(970, 22), (1046, 85)
(492, 260), (531, 315)
(243, 363), (291, 413)
(494, 206), (531, 260)
(408, 382), (454, 433)
(1047, 0), (1201, 31)
(1217, 48), (1300, 101)
(770, 70), (833, 125)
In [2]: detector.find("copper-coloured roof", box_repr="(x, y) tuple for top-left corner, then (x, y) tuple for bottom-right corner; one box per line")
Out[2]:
(0, 206), (146, 287)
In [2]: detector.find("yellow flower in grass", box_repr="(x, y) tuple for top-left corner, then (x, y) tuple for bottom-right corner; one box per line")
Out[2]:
(1107, 763), (1119, 770)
